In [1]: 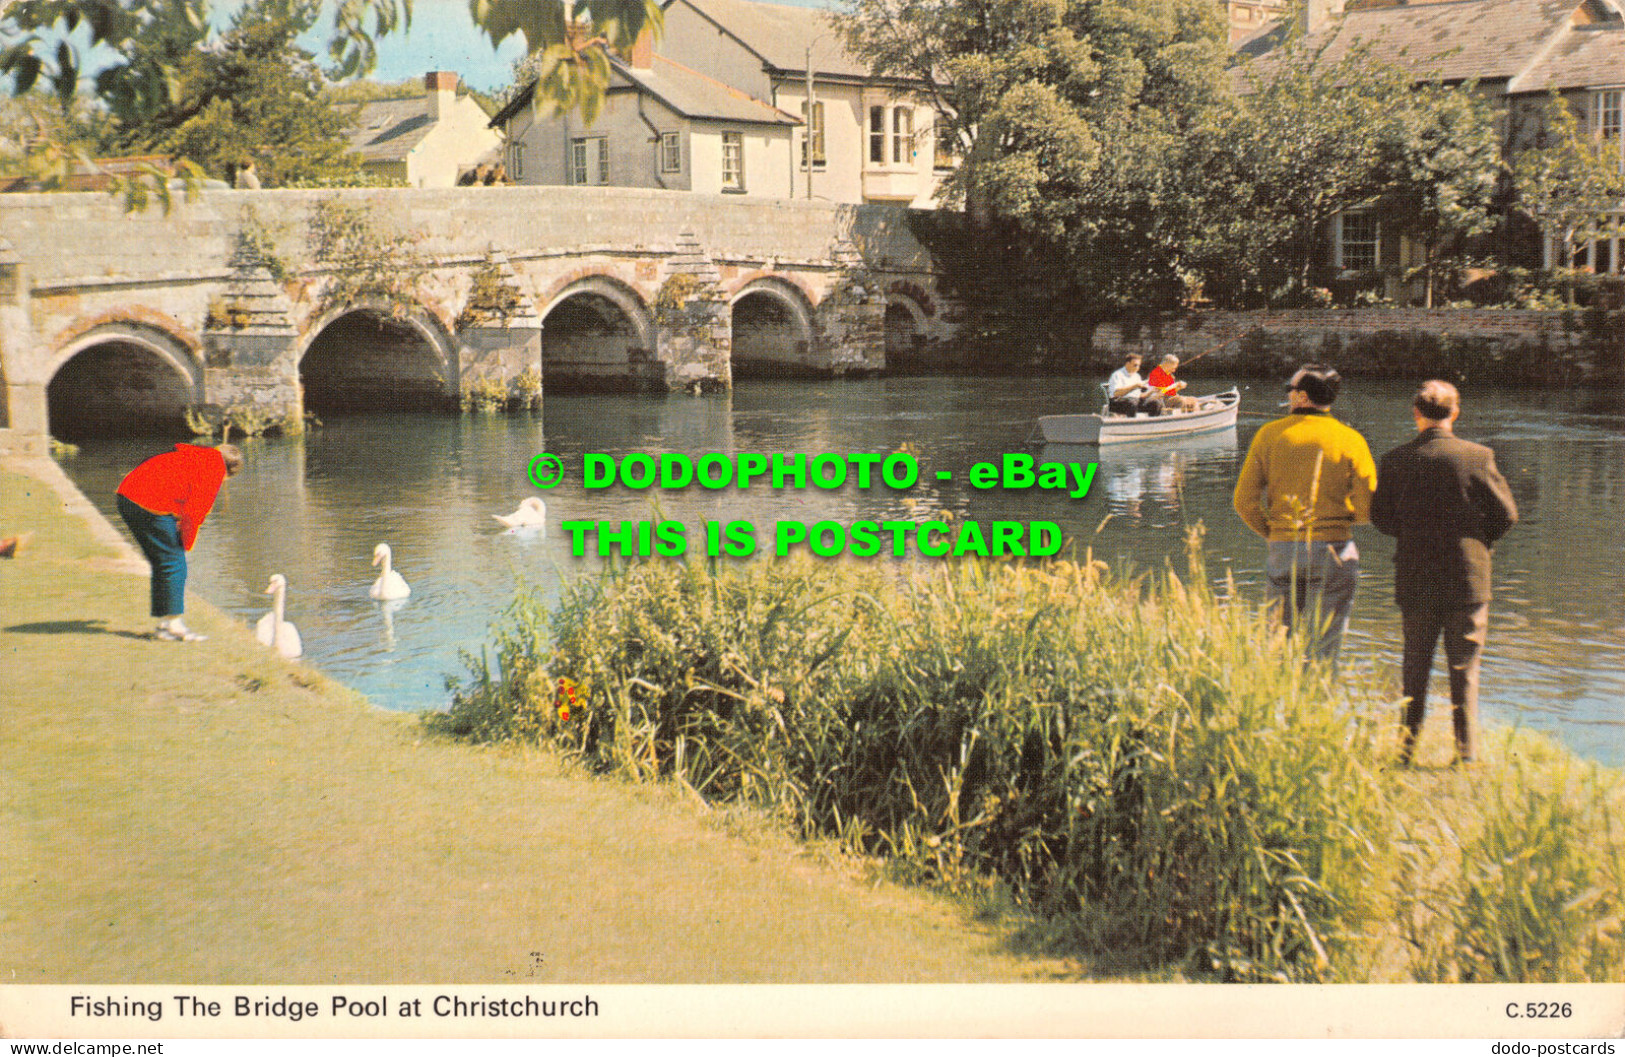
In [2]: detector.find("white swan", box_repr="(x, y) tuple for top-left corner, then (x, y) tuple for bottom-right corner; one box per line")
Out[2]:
(369, 542), (411, 600)
(493, 496), (547, 533)
(255, 574), (303, 659)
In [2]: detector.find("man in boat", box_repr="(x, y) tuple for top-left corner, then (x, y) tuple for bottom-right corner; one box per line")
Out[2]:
(1232, 364), (1377, 667)
(1371, 381), (1518, 767)
(1105, 353), (1163, 417)
(116, 443), (244, 642)
(1147, 354), (1199, 412)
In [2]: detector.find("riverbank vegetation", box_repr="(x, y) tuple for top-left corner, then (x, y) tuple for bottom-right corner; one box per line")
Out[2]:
(433, 544), (1625, 983)
(840, 0), (1624, 363)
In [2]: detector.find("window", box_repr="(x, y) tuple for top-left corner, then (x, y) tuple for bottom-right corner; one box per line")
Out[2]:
(801, 100), (825, 169)
(510, 142), (525, 179)
(1337, 212), (1379, 271)
(660, 132), (681, 173)
(571, 137), (609, 185)
(1596, 89), (1624, 170)
(892, 107), (914, 165)
(870, 106), (886, 164)
(933, 113), (957, 171)
(721, 131), (744, 191)
(1596, 89), (1622, 140)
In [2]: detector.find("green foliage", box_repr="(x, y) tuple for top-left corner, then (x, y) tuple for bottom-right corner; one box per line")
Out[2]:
(100, 0), (366, 185)
(1371, 84), (1503, 307)
(458, 374), (509, 414)
(1396, 741), (1625, 982)
(512, 366), (542, 411)
(838, 0), (1229, 314)
(304, 195), (425, 317)
(5, 0), (661, 206)
(1512, 94), (1625, 285)
(477, 0), (663, 125)
(185, 402), (290, 438)
(434, 551), (1625, 981)
(1188, 38), (1496, 307)
(435, 546), (1398, 979)
(456, 258), (526, 329)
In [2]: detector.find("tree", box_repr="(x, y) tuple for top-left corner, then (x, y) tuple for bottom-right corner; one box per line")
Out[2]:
(1370, 84), (1501, 307)
(1512, 93), (1625, 284)
(836, 0), (1231, 323)
(1185, 35), (1417, 306)
(2, 0), (661, 201)
(103, 0), (365, 186)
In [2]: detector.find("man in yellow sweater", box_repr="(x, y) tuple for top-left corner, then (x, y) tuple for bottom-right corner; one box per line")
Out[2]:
(1233, 364), (1377, 666)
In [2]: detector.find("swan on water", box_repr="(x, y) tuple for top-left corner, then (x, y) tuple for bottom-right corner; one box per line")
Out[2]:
(255, 574), (303, 659)
(493, 496), (547, 533)
(369, 543), (412, 600)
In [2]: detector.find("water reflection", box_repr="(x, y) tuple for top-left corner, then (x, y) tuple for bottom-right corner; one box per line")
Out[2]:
(1045, 427), (1239, 527)
(57, 376), (1624, 766)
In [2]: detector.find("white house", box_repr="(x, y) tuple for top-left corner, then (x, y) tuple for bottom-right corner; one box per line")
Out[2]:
(490, 0), (953, 206)
(488, 34), (800, 197)
(661, 0), (950, 206)
(344, 72), (506, 188)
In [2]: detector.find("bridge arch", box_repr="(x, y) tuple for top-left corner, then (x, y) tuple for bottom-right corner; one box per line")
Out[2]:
(298, 301), (459, 414)
(539, 276), (658, 392)
(883, 293), (929, 358)
(46, 321), (203, 439)
(729, 277), (818, 378)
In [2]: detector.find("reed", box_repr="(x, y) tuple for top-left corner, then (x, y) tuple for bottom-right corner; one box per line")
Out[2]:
(435, 544), (1623, 981)
(1393, 733), (1625, 982)
(434, 544), (1411, 979)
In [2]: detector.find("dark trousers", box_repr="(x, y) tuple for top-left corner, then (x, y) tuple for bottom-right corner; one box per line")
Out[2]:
(117, 494), (186, 618)
(1108, 395), (1163, 417)
(1400, 601), (1489, 763)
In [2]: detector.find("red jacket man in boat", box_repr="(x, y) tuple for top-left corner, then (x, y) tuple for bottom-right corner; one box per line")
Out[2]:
(1147, 355), (1198, 412)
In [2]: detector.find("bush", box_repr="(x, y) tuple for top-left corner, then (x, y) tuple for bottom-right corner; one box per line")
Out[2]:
(433, 546), (1394, 980)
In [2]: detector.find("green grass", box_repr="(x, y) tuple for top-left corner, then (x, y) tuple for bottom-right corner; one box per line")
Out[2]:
(435, 541), (1625, 983)
(0, 462), (1074, 983)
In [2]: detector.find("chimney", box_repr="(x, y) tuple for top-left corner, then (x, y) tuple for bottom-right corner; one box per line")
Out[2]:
(626, 27), (654, 69)
(425, 71), (458, 122)
(1299, 0), (1348, 34)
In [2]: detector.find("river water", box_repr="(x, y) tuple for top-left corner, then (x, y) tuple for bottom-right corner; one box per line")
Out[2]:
(58, 375), (1625, 766)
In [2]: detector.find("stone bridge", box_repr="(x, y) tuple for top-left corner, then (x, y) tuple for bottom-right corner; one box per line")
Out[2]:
(0, 186), (954, 455)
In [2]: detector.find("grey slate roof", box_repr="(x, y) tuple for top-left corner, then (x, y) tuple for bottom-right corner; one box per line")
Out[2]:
(668, 0), (872, 78)
(343, 98), (434, 161)
(613, 55), (802, 123)
(491, 54), (801, 128)
(1515, 22), (1625, 89)
(1239, 0), (1625, 94)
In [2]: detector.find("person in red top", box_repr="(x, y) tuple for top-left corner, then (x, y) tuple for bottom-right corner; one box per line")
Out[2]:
(116, 443), (243, 641)
(1147, 354), (1197, 412)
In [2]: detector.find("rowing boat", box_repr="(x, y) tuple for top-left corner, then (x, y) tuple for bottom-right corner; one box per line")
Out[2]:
(1034, 387), (1241, 445)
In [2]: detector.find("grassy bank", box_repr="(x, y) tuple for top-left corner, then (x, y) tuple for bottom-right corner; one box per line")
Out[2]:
(435, 544), (1625, 983)
(0, 462), (1073, 982)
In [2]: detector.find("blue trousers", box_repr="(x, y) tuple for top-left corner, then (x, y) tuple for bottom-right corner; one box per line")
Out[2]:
(118, 494), (186, 618)
(1266, 539), (1359, 667)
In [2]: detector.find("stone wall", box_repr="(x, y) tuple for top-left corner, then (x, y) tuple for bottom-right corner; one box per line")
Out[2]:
(1086, 308), (1620, 385)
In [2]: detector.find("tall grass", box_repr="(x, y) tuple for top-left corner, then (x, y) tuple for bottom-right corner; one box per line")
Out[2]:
(1394, 737), (1625, 982)
(433, 544), (1397, 980)
(433, 545), (1624, 981)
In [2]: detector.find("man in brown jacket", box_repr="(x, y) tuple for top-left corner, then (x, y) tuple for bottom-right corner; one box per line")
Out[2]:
(1371, 381), (1518, 766)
